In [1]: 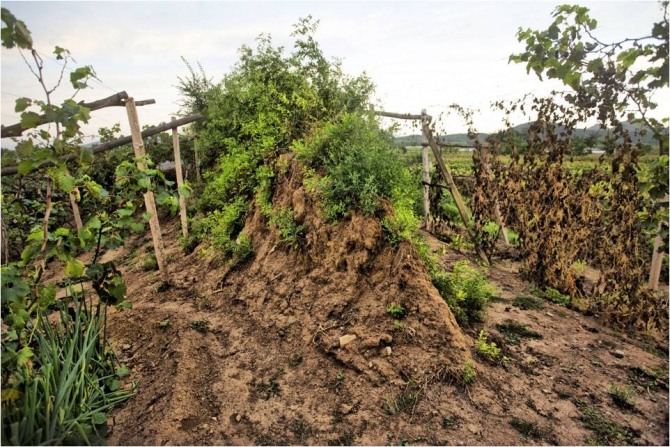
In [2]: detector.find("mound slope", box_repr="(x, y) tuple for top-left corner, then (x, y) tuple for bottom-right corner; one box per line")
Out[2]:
(105, 155), (472, 444)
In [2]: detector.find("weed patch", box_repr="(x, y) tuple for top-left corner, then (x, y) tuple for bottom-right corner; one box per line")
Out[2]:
(432, 260), (495, 326)
(496, 320), (542, 345)
(609, 384), (636, 410)
(475, 331), (507, 364)
(383, 379), (421, 415)
(510, 418), (542, 439)
(512, 295), (545, 310)
(386, 303), (406, 319)
(573, 398), (640, 445)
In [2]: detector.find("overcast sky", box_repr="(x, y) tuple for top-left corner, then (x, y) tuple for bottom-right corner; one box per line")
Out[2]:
(2, 0), (668, 147)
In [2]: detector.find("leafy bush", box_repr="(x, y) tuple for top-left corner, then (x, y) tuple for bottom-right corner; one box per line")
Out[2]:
(299, 113), (417, 223)
(474, 331), (507, 364)
(232, 233), (254, 263)
(199, 197), (247, 256)
(432, 260), (495, 326)
(270, 207), (305, 249)
(462, 360), (477, 384)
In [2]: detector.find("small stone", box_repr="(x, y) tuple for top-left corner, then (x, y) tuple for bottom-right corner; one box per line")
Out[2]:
(383, 346), (392, 357)
(235, 414), (242, 422)
(368, 362), (373, 368)
(212, 416), (217, 422)
(339, 334), (357, 347)
(122, 344), (131, 351)
(612, 349), (625, 359)
(379, 333), (393, 344)
(542, 389), (551, 394)
(467, 424), (478, 434)
(340, 404), (354, 415)
(546, 312), (554, 317)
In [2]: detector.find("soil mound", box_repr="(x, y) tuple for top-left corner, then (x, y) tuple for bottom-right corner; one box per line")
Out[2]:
(103, 155), (668, 445)
(105, 155), (472, 445)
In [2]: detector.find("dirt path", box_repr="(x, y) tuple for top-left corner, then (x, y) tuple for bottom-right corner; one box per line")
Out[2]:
(103, 219), (668, 445)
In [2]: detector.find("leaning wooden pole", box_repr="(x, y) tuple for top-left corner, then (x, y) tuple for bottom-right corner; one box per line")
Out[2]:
(172, 117), (189, 238)
(126, 98), (170, 282)
(479, 144), (509, 245)
(421, 110), (432, 231)
(421, 113), (489, 265)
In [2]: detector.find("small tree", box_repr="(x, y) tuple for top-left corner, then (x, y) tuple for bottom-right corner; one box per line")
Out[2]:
(510, 2), (669, 155)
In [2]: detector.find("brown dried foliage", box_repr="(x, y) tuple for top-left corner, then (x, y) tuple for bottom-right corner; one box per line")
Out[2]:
(468, 95), (666, 330)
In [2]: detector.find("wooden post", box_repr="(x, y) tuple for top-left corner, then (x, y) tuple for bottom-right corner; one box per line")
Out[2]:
(648, 194), (667, 291)
(421, 109), (431, 230)
(193, 137), (202, 182)
(172, 117), (189, 238)
(69, 191), (83, 231)
(125, 98), (169, 282)
(1, 213), (8, 264)
(479, 144), (509, 245)
(421, 113), (489, 265)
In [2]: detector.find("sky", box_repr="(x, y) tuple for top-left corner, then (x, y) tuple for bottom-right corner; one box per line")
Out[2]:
(1, 0), (668, 147)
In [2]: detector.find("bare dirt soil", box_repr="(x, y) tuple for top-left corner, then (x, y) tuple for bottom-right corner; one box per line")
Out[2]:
(97, 161), (668, 446)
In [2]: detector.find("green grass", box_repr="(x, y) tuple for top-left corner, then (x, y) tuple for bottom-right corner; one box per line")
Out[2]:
(512, 295), (545, 310)
(573, 398), (639, 445)
(496, 320), (543, 345)
(1, 295), (133, 445)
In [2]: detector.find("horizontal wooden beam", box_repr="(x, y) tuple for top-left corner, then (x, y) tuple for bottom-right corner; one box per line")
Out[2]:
(1, 91), (156, 138)
(1, 113), (204, 175)
(374, 110), (432, 121)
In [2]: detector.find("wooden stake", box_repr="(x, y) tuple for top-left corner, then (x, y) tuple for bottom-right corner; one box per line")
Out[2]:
(421, 113), (489, 265)
(194, 137), (202, 182)
(125, 98), (169, 281)
(479, 144), (509, 245)
(172, 117), (189, 238)
(421, 111), (431, 231)
(69, 191), (83, 231)
(648, 217), (667, 291)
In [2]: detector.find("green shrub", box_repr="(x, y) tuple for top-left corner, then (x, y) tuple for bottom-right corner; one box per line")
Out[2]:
(533, 286), (571, 306)
(199, 197), (247, 256)
(474, 331), (507, 364)
(143, 254), (158, 271)
(462, 360), (477, 384)
(232, 233), (254, 263)
(432, 260), (495, 326)
(270, 207), (305, 249)
(298, 113), (417, 222)
(386, 303), (406, 319)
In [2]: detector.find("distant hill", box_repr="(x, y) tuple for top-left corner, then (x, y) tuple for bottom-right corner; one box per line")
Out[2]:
(395, 121), (665, 147)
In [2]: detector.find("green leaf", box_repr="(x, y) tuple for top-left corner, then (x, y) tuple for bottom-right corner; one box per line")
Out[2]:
(57, 173), (75, 193)
(53, 45), (68, 60)
(91, 412), (108, 425)
(20, 111), (41, 129)
(179, 184), (192, 199)
(17, 159), (34, 175)
(65, 258), (85, 278)
(79, 147), (94, 163)
(54, 227), (70, 237)
(138, 177), (151, 189)
(70, 66), (96, 89)
(16, 346), (33, 367)
(116, 367), (130, 378)
(14, 97), (31, 113)
(87, 216), (102, 230)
